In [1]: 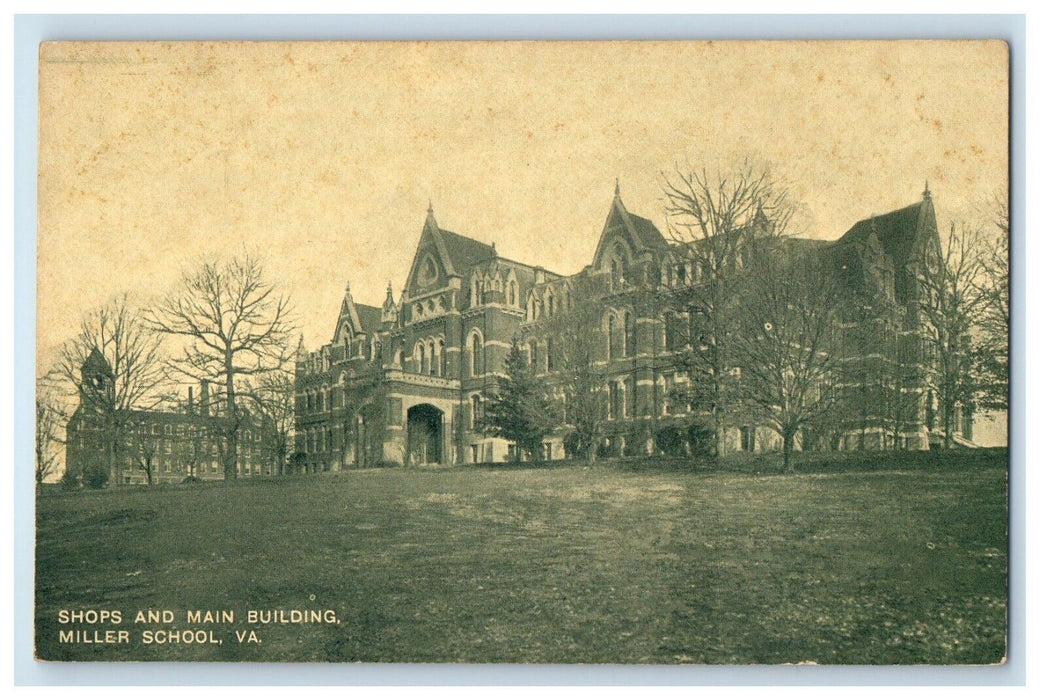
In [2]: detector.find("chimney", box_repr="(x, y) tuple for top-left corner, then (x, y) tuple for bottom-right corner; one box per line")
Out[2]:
(535, 266), (546, 284)
(200, 380), (210, 417)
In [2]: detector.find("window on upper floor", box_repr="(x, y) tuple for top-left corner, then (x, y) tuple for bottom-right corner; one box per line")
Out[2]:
(470, 333), (483, 377)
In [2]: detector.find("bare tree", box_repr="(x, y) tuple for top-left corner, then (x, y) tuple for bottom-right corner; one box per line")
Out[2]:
(974, 192), (1009, 412)
(661, 160), (795, 459)
(126, 422), (160, 485)
(244, 368), (296, 475)
(35, 377), (66, 490)
(54, 294), (166, 488)
(149, 251), (294, 482)
(734, 244), (842, 471)
(918, 222), (987, 448)
(544, 276), (607, 463)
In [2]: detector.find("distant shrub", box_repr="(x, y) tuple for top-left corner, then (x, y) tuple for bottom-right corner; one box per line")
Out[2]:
(82, 463), (110, 490)
(59, 468), (80, 491)
(656, 427), (685, 456)
(624, 427), (649, 457)
(686, 425), (715, 458)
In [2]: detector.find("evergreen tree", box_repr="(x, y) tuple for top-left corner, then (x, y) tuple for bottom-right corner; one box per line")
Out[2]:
(484, 338), (558, 461)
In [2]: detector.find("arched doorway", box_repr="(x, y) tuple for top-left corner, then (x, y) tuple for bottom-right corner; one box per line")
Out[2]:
(407, 404), (443, 465)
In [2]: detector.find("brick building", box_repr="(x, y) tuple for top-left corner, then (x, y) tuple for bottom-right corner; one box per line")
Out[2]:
(65, 349), (276, 485)
(293, 184), (969, 469)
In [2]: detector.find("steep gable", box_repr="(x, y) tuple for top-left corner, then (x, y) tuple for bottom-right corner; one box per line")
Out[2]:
(836, 188), (938, 274)
(405, 205), (495, 298)
(591, 183), (667, 270)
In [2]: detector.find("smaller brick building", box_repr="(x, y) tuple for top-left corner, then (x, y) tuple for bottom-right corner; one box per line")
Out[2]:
(65, 349), (275, 486)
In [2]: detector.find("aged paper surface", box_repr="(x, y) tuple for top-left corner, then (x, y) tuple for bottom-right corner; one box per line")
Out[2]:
(36, 41), (1009, 663)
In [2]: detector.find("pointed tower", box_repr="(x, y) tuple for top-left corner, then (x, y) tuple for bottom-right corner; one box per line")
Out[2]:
(331, 279), (365, 347)
(80, 347), (114, 398)
(381, 281), (399, 327)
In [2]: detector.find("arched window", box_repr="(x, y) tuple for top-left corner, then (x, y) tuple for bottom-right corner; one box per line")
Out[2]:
(470, 332), (483, 377)
(427, 340), (436, 376)
(607, 314), (617, 359)
(437, 338), (445, 377)
(416, 342), (425, 375)
(663, 311), (673, 351)
(530, 296), (539, 321)
(610, 259), (620, 290)
(546, 290), (555, 316)
(624, 311), (633, 357)
(528, 339), (538, 367)
(507, 281), (517, 306)
(546, 337), (555, 372)
(473, 278), (483, 307)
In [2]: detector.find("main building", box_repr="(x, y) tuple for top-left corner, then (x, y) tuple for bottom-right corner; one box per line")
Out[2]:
(293, 184), (970, 471)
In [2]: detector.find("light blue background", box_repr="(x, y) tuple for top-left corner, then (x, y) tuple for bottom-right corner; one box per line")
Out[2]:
(13, 13), (1026, 686)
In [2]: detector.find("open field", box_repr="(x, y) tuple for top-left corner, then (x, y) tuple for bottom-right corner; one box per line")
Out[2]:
(36, 451), (1008, 664)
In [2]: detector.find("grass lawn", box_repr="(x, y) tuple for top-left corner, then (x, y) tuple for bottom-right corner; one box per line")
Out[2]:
(35, 452), (1008, 664)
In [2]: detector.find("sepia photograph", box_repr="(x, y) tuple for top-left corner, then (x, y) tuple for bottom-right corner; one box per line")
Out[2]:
(32, 39), (1010, 665)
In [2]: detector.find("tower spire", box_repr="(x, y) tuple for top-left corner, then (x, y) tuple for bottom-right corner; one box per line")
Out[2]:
(614, 177), (621, 198)
(923, 180), (932, 200)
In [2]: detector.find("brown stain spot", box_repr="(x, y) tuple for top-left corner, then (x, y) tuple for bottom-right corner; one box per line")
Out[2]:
(970, 144), (985, 156)
(883, 73), (892, 82)
(816, 71), (824, 83)
(932, 119), (943, 133)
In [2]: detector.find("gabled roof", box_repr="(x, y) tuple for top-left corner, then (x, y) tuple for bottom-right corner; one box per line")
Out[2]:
(439, 228), (496, 274)
(355, 304), (383, 334)
(626, 212), (668, 250)
(836, 200), (926, 271)
(332, 285), (383, 342)
(591, 185), (668, 268)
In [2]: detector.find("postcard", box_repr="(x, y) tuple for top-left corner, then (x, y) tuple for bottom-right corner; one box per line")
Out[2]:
(35, 40), (1009, 664)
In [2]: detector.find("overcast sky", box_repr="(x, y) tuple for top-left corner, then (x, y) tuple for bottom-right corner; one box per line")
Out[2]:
(38, 40), (1008, 361)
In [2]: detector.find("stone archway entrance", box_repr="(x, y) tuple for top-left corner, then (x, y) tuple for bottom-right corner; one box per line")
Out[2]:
(407, 403), (443, 465)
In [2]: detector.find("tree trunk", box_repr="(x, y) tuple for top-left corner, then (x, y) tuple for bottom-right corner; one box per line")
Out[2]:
(782, 428), (795, 472)
(224, 353), (238, 482)
(943, 400), (954, 450)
